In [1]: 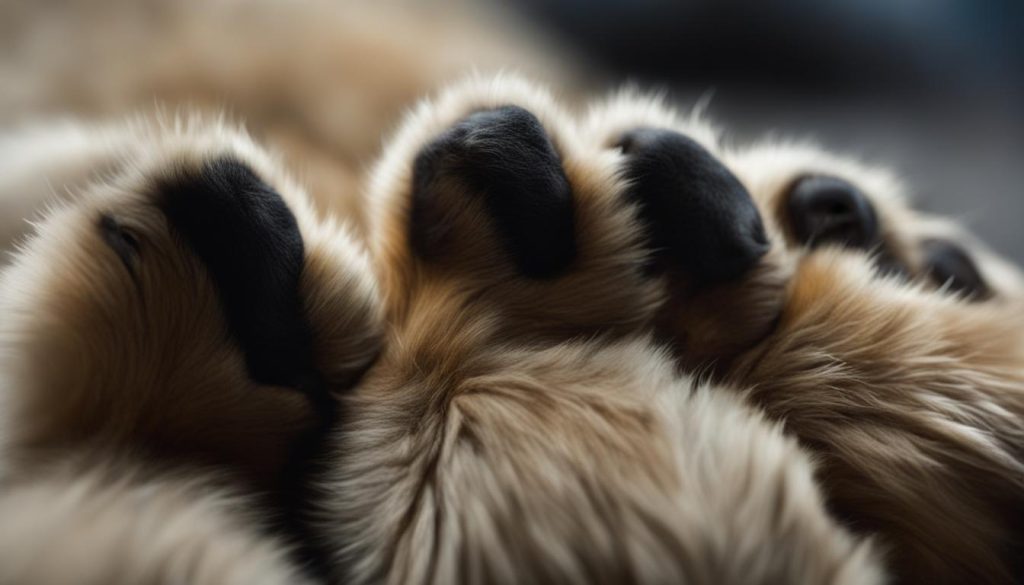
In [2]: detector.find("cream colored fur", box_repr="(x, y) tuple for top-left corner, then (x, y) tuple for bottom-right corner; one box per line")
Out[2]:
(313, 76), (1024, 584)
(1, 11), (1022, 578)
(727, 249), (1024, 583)
(0, 461), (310, 585)
(0, 117), (382, 488)
(726, 140), (1024, 301)
(577, 97), (1024, 581)
(313, 76), (883, 585)
(720, 144), (1024, 583)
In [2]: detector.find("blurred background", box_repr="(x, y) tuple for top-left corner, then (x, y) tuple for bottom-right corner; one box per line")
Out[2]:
(2, 0), (1021, 261)
(507, 0), (1024, 262)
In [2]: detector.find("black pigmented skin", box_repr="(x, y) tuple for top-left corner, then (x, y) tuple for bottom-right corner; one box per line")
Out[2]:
(411, 105), (576, 279)
(787, 175), (879, 250)
(922, 238), (990, 300)
(619, 128), (769, 285)
(158, 158), (321, 394)
(158, 158), (345, 576)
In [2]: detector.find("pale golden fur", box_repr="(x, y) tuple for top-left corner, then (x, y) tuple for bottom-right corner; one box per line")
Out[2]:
(0, 461), (310, 585)
(0, 121), (130, 263)
(1, 12), (1022, 579)
(313, 77), (1024, 583)
(0, 1), (937, 581)
(719, 144), (1024, 582)
(577, 92), (795, 370)
(321, 336), (881, 584)
(313, 76), (883, 584)
(577, 98), (1024, 581)
(726, 139), (1024, 301)
(728, 249), (1024, 583)
(6, 71), (1022, 584)
(0, 94), (878, 583)
(0, 117), (382, 489)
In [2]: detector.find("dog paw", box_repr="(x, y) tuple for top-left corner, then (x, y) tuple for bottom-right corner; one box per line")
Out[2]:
(728, 142), (1024, 303)
(615, 126), (768, 283)
(369, 79), (786, 362)
(579, 94), (792, 369)
(0, 117), (382, 488)
(366, 77), (665, 340)
(408, 104), (576, 279)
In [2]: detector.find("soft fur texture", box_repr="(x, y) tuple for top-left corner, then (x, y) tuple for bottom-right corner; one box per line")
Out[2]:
(0, 461), (310, 585)
(582, 95), (1024, 582)
(728, 249), (1024, 583)
(721, 142), (1024, 583)
(312, 77), (1024, 584)
(313, 76), (883, 585)
(0, 117), (382, 494)
(727, 139), (1024, 301)
(1, 24), (1022, 580)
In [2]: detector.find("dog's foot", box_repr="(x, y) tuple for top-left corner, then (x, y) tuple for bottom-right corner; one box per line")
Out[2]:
(728, 141), (1024, 303)
(369, 80), (785, 370)
(0, 117), (382, 489)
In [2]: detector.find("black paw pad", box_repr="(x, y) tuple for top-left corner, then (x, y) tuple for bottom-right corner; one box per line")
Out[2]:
(618, 128), (769, 285)
(786, 175), (879, 250)
(410, 106), (576, 279)
(158, 158), (321, 392)
(922, 239), (989, 300)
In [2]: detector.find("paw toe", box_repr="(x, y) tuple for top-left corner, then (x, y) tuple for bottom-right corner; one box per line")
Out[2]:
(411, 105), (576, 279)
(619, 127), (768, 286)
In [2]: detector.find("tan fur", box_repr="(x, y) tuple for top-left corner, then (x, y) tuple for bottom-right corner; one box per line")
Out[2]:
(0, 98), (883, 582)
(314, 76), (883, 585)
(324, 77), (1024, 583)
(726, 140), (1024, 301)
(0, 117), (382, 489)
(575, 98), (1024, 582)
(0, 460), (309, 585)
(727, 250), (1024, 583)
(2, 11), (1021, 578)
(322, 336), (881, 584)
(714, 141), (1024, 582)
(578, 92), (795, 371)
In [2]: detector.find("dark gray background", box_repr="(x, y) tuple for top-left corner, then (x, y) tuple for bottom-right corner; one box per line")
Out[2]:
(510, 0), (1024, 263)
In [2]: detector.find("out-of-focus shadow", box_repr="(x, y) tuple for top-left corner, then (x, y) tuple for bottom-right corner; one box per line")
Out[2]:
(512, 0), (1024, 262)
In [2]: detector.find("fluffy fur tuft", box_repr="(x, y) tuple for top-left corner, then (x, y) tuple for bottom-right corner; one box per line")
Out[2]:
(312, 74), (883, 585)
(0, 461), (310, 585)
(3, 64), (1022, 585)
(0, 116), (382, 491)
